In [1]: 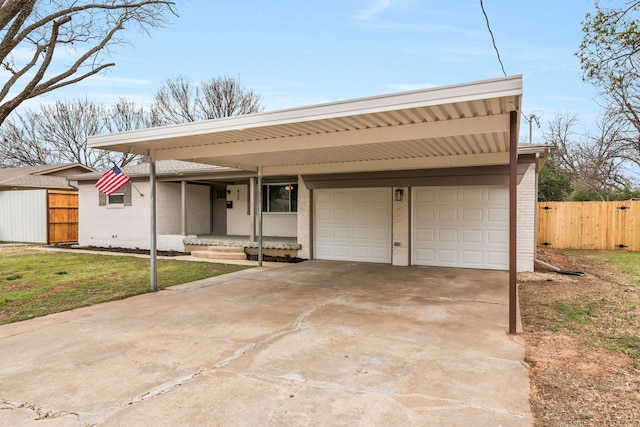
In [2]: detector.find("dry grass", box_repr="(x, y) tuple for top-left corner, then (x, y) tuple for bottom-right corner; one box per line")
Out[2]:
(519, 248), (640, 425)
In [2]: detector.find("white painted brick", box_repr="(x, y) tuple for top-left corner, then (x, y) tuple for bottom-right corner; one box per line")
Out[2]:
(392, 187), (409, 266)
(517, 163), (536, 272)
(297, 176), (311, 259)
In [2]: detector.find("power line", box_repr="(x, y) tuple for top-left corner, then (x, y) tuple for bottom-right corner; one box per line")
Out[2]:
(480, 0), (507, 77)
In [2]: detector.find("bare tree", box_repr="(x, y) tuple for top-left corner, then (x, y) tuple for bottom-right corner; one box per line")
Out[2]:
(0, 98), (145, 169)
(107, 97), (152, 132)
(152, 75), (264, 125)
(544, 112), (632, 201)
(0, 0), (177, 125)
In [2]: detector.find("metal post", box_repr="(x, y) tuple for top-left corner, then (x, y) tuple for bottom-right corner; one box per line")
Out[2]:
(249, 177), (256, 242)
(181, 180), (187, 236)
(257, 170), (263, 266)
(150, 154), (158, 292)
(509, 110), (518, 334)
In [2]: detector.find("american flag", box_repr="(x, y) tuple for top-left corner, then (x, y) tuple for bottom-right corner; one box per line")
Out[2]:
(95, 166), (131, 196)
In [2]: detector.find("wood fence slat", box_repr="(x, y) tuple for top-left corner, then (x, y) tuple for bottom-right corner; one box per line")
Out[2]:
(47, 190), (79, 244)
(537, 200), (640, 251)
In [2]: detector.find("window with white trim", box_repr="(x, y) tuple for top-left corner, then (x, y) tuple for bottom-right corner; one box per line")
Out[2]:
(262, 183), (298, 213)
(98, 183), (132, 207)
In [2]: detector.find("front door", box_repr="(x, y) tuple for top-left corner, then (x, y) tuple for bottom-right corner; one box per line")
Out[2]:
(212, 186), (227, 235)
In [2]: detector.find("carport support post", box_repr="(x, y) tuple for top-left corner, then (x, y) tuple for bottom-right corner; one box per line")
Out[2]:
(509, 110), (518, 334)
(150, 153), (158, 292)
(257, 169), (263, 266)
(181, 180), (187, 236)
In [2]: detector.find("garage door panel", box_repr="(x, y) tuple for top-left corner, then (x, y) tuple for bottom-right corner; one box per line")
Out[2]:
(488, 187), (508, 201)
(315, 188), (391, 263)
(463, 208), (483, 222)
(462, 188), (484, 201)
(438, 208), (458, 221)
(334, 227), (350, 238)
(488, 229), (508, 244)
(415, 189), (435, 203)
(415, 228), (434, 242)
(413, 186), (509, 270)
(415, 208), (435, 222)
(487, 251), (509, 266)
(438, 249), (459, 264)
(315, 208), (332, 221)
(415, 248), (435, 262)
(462, 229), (483, 243)
(353, 227), (371, 239)
(488, 207), (508, 222)
(462, 250), (483, 265)
(439, 188), (459, 202)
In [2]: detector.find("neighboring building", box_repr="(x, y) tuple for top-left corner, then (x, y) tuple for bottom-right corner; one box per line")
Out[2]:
(0, 164), (94, 244)
(81, 76), (551, 272)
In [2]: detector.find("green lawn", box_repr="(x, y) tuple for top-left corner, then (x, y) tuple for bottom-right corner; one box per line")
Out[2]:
(0, 247), (248, 324)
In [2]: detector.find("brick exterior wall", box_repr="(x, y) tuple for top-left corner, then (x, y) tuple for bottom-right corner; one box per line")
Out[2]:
(392, 187), (410, 266)
(516, 162), (536, 272)
(296, 176), (311, 259)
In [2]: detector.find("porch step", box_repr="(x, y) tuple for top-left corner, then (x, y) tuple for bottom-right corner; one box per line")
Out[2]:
(190, 246), (247, 261)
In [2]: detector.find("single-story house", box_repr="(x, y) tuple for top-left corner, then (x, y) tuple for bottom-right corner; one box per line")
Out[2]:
(84, 75), (550, 332)
(82, 74), (549, 269)
(0, 163), (94, 244)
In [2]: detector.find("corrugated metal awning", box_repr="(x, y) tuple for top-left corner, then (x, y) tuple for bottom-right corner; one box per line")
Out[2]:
(88, 76), (523, 176)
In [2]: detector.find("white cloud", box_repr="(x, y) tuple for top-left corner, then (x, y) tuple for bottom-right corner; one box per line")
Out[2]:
(357, 0), (393, 21)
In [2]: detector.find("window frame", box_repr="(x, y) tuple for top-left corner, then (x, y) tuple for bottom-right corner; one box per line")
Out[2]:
(261, 182), (298, 213)
(98, 183), (132, 207)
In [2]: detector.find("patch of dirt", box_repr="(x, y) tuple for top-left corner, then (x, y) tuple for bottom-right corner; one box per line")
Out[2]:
(519, 247), (640, 426)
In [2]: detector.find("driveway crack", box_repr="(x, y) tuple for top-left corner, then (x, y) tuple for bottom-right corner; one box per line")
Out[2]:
(1, 399), (81, 422)
(103, 295), (343, 421)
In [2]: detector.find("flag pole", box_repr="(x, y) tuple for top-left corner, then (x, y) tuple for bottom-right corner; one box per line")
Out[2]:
(112, 162), (144, 197)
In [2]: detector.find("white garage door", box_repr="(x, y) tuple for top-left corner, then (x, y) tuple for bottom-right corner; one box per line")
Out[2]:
(315, 188), (392, 263)
(413, 186), (509, 270)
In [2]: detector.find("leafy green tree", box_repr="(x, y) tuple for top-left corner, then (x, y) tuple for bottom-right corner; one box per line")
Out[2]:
(578, 1), (640, 87)
(578, 2), (640, 172)
(538, 163), (573, 201)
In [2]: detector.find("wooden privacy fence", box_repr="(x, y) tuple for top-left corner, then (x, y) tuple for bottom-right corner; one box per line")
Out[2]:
(538, 200), (640, 251)
(48, 190), (78, 244)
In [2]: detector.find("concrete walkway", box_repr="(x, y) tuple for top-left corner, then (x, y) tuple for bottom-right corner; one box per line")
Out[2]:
(0, 261), (531, 426)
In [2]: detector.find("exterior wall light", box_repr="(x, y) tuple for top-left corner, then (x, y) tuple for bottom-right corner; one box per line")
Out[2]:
(395, 188), (404, 201)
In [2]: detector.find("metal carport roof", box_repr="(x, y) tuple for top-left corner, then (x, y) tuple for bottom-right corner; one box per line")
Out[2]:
(88, 75), (524, 333)
(89, 76), (522, 175)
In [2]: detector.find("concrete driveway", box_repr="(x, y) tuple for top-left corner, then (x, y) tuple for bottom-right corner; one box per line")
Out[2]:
(0, 261), (531, 426)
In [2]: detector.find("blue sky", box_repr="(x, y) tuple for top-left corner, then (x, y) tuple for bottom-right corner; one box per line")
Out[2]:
(28, 0), (601, 143)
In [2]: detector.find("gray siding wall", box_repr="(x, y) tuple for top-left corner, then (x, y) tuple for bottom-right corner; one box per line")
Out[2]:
(0, 190), (48, 243)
